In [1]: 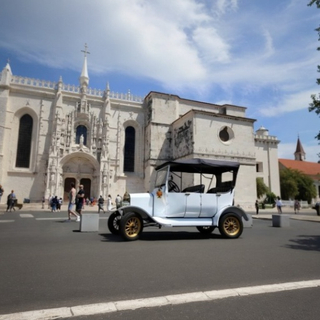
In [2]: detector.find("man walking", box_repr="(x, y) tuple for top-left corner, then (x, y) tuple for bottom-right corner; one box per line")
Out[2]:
(67, 183), (80, 222)
(98, 195), (105, 213)
(6, 190), (16, 212)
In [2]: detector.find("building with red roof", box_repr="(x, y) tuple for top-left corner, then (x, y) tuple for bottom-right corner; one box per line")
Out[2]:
(279, 137), (320, 201)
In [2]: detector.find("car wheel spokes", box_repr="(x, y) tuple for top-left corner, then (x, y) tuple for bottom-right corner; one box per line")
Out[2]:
(223, 217), (240, 236)
(125, 217), (141, 237)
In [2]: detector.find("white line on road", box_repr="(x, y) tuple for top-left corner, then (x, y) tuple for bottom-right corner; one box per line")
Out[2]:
(0, 220), (14, 223)
(1, 279), (320, 320)
(19, 214), (34, 218)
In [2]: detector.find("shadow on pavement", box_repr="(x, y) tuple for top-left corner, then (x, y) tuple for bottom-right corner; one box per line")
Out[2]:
(99, 231), (224, 242)
(285, 235), (320, 252)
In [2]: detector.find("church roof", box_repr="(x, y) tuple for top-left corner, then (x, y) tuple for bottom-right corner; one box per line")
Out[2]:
(279, 158), (320, 180)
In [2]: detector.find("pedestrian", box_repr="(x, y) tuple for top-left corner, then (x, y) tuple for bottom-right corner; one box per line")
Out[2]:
(41, 196), (45, 209)
(76, 184), (85, 217)
(255, 200), (259, 215)
(6, 190), (16, 212)
(115, 194), (122, 209)
(67, 182), (80, 222)
(294, 199), (301, 214)
(275, 196), (282, 213)
(57, 198), (62, 212)
(107, 194), (112, 211)
(98, 195), (105, 213)
(0, 185), (4, 204)
(51, 196), (58, 212)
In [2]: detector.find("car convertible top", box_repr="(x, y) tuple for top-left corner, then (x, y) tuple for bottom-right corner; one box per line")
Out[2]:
(155, 158), (240, 175)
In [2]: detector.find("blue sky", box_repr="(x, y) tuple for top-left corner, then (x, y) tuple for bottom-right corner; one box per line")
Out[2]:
(0, 0), (319, 162)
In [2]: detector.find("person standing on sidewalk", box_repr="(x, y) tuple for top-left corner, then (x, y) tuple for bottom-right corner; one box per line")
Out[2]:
(67, 183), (80, 222)
(294, 199), (301, 214)
(276, 196), (283, 213)
(115, 194), (122, 209)
(255, 200), (259, 215)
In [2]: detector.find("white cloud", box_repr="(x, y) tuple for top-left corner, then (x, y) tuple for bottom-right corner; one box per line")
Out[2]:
(259, 89), (317, 117)
(215, 0), (238, 14)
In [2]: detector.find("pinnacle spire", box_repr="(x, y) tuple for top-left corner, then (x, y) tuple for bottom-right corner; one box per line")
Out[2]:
(79, 43), (90, 87)
(294, 136), (306, 161)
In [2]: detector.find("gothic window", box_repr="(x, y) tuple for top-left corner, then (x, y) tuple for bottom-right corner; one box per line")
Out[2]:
(76, 125), (87, 145)
(124, 126), (135, 172)
(16, 114), (33, 168)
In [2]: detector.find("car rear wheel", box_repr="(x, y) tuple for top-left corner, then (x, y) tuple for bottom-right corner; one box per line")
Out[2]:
(219, 213), (243, 239)
(108, 212), (121, 235)
(120, 212), (143, 241)
(196, 226), (215, 234)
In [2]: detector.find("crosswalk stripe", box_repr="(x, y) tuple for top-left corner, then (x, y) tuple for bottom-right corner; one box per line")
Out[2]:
(0, 279), (320, 320)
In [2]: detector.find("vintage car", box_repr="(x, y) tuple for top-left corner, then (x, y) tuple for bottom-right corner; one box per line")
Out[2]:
(108, 158), (249, 241)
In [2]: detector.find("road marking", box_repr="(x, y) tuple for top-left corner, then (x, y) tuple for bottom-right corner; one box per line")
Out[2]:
(36, 218), (67, 220)
(20, 214), (34, 218)
(0, 279), (319, 320)
(0, 220), (15, 223)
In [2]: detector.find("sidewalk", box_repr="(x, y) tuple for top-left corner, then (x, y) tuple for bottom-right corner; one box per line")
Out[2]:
(0, 203), (104, 214)
(248, 206), (320, 223)
(1, 203), (319, 222)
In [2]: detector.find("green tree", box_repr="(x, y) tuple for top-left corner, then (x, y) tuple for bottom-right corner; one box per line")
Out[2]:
(280, 168), (317, 203)
(256, 177), (269, 199)
(308, 1), (320, 143)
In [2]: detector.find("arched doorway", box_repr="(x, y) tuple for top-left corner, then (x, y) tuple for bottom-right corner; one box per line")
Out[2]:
(60, 153), (99, 202)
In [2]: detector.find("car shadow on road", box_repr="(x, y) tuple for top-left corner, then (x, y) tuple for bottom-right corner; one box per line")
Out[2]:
(99, 231), (223, 242)
(285, 235), (320, 252)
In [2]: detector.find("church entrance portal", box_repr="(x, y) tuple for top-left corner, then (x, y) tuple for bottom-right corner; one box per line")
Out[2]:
(63, 178), (91, 202)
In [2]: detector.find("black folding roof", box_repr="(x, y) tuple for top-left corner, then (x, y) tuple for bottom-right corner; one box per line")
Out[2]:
(155, 158), (240, 174)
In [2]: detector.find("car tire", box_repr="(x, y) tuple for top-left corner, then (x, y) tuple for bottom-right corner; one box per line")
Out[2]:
(196, 226), (215, 234)
(108, 212), (121, 235)
(219, 213), (243, 239)
(120, 212), (143, 241)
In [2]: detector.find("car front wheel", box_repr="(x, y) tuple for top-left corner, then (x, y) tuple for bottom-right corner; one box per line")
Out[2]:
(219, 213), (243, 239)
(108, 212), (121, 235)
(120, 212), (143, 241)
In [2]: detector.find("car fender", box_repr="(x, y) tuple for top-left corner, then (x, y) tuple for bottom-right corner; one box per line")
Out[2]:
(213, 206), (249, 226)
(117, 205), (155, 222)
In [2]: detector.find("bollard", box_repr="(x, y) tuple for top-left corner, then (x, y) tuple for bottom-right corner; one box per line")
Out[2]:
(80, 213), (99, 232)
(272, 214), (290, 227)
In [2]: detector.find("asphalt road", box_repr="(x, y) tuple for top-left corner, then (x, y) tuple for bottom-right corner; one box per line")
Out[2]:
(0, 209), (319, 319)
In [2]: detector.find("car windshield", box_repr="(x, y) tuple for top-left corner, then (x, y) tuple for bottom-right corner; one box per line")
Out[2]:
(155, 167), (168, 188)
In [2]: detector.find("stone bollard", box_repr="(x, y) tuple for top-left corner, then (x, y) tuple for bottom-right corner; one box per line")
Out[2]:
(272, 214), (290, 227)
(80, 213), (99, 232)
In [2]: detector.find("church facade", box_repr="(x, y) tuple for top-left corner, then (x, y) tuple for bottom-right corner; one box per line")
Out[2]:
(0, 54), (280, 208)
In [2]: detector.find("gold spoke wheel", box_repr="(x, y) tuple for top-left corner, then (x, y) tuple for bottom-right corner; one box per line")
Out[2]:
(120, 212), (143, 241)
(219, 213), (243, 239)
(124, 216), (141, 238)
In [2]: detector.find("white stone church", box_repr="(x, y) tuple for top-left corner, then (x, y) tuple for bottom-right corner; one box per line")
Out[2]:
(0, 51), (280, 208)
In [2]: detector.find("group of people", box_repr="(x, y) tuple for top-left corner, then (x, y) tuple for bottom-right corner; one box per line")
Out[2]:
(47, 196), (63, 212)
(255, 197), (302, 214)
(67, 183), (85, 222)
(97, 194), (123, 213)
(0, 185), (17, 212)
(5, 190), (16, 212)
